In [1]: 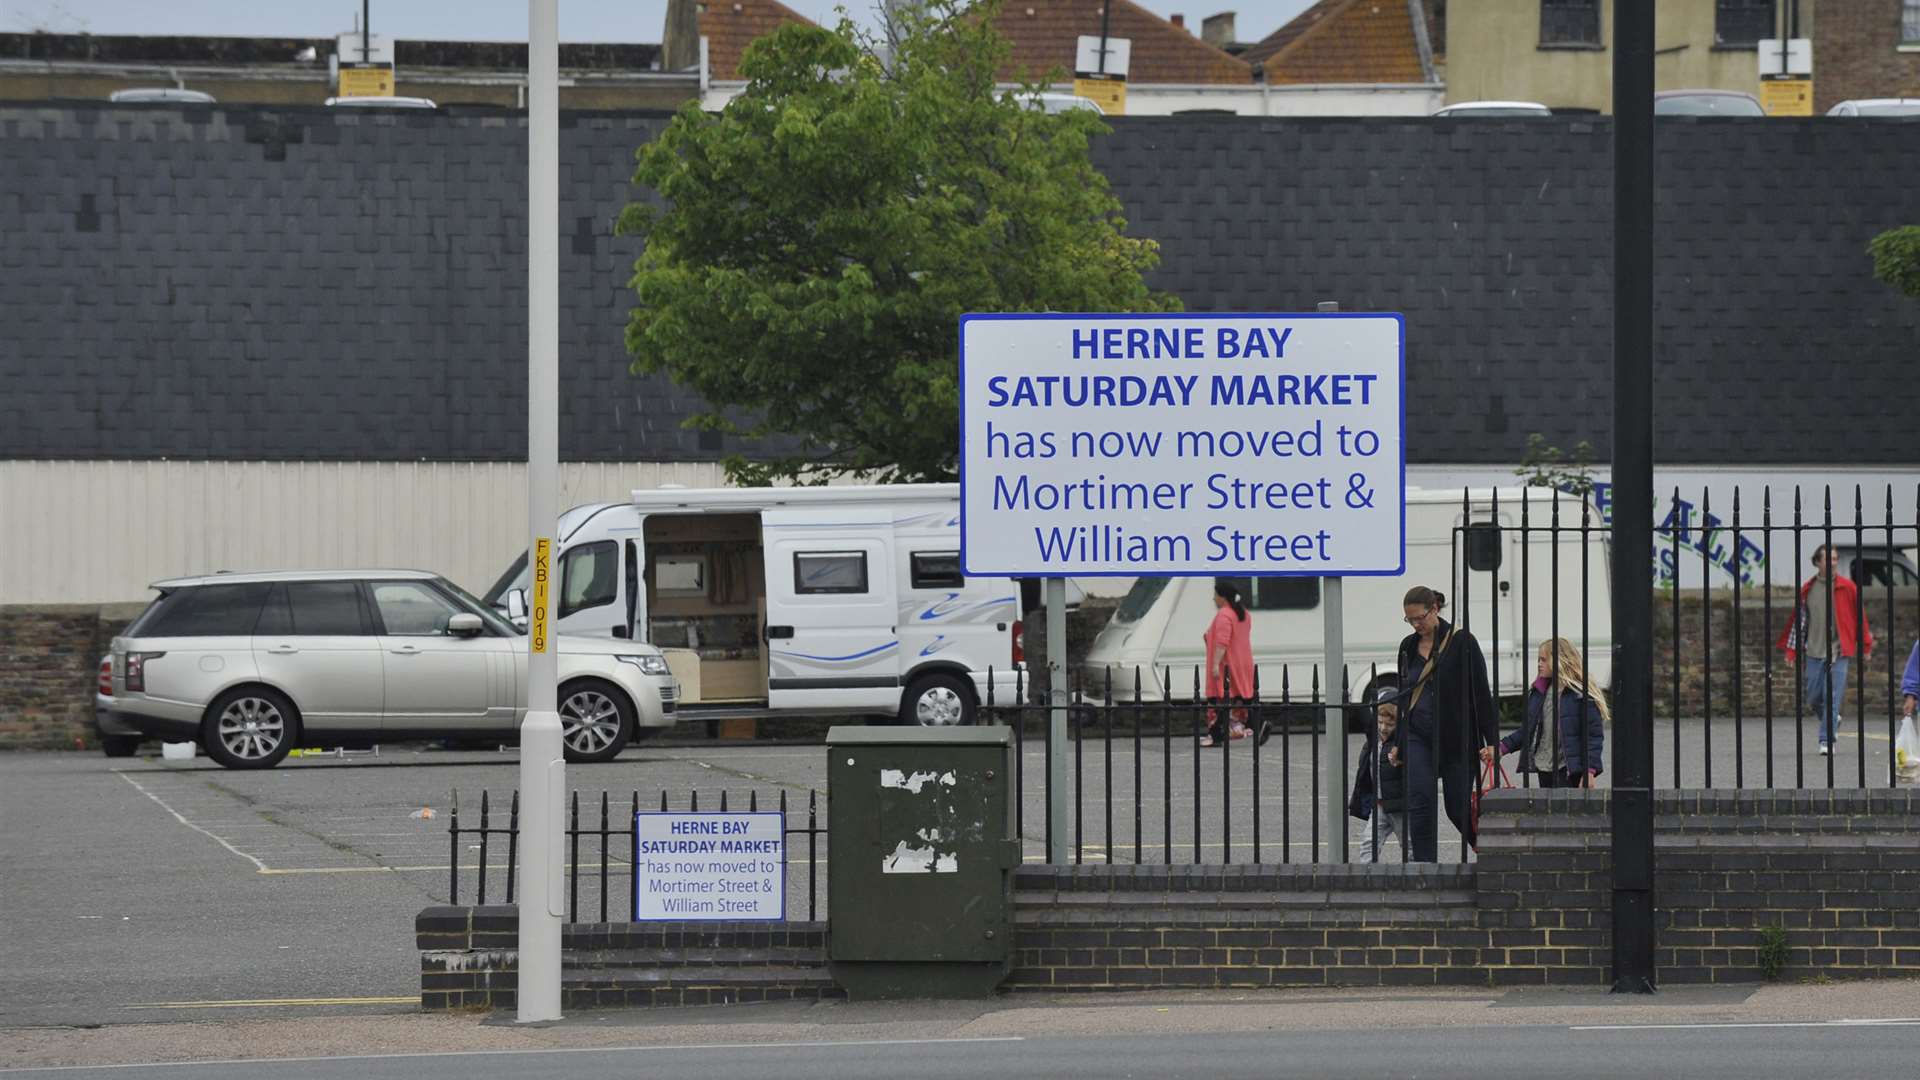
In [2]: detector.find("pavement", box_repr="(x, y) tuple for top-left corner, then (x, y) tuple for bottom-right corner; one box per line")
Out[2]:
(5, 981), (1920, 1077)
(0, 715), (1900, 1029)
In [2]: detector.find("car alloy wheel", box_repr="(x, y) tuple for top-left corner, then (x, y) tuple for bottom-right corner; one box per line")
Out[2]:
(217, 696), (287, 761)
(560, 688), (623, 755)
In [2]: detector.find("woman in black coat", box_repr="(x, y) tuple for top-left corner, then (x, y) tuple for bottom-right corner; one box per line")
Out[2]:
(1395, 585), (1500, 860)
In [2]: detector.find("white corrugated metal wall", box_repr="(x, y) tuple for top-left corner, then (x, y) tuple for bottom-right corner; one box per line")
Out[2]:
(0, 461), (736, 605)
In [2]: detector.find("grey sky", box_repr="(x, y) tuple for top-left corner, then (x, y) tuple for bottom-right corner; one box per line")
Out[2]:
(4, 1), (1313, 46)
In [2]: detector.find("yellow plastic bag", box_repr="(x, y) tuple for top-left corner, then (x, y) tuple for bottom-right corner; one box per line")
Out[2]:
(1897, 715), (1920, 778)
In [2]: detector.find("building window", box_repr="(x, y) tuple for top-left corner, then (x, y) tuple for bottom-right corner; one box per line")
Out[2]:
(1714, 0), (1775, 48)
(1539, 0), (1600, 46)
(1905, 1), (1920, 45)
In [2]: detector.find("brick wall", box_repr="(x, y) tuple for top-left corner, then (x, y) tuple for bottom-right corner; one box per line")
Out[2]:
(419, 791), (1920, 1009)
(1011, 790), (1920, 990)
(1653, 592), (1919, 718)
(0, 604), (138, 749)
(417, 907), (838, 1011)
(1815, 1), (1920, 112)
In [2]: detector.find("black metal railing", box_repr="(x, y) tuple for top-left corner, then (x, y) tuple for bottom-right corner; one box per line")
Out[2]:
(987, 483), (1919, 867)
(987, 660), (1396, 866)
(445, 787), (826, 921)
(1446, 484), (1920, 792)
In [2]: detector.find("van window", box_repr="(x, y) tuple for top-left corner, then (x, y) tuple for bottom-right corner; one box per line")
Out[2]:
(1465, 523), (1503, 572)
(1221, 577), (1321, 611)
(560, 542), (618, 617)
(139, 583), (272, 637)
(910, 552), (964, 590)
(1114, 578), (1171, 623)
(795, 551), (868, 595)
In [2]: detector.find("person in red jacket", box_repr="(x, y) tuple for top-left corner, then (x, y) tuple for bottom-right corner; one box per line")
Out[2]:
(1778, 545), (1875, 754)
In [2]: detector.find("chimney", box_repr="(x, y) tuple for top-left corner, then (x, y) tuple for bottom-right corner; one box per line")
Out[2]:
(1171, 14), (1185, 30)
(1201, 11), (1236, 50)
(662, 0), (700, 73)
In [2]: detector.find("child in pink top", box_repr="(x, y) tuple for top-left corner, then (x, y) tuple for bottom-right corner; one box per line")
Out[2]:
(1201, 579), (1256, 746)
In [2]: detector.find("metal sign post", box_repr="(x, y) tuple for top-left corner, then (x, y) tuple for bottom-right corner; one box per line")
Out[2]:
(1046, 576), (1069, 864)
(1318, 301), (1347, 864)
(517, 0), (564, 1024)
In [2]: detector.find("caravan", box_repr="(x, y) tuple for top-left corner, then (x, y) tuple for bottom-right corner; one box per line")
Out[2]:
(1081, 488), (1614, 712)
(483, 485), (1023, 726)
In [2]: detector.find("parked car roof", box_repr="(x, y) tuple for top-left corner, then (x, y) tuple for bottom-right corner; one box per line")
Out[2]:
(109, 88), (216, 104)
(1826, 98), (1920, 117)
(323, 95), (437, 109)
(1432, 101), (1552, 117)
(1654, 90), (1765, 117)
(1019, 92), (1105, 115)
(150, 569), (440, 589)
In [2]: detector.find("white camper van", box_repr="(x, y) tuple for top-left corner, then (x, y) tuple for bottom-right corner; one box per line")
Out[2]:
(482, 485), (1023, 726)
(1081, 488), (1614, 711)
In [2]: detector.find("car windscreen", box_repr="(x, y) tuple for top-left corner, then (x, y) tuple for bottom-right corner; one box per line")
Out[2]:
(438, 577), (523, 636)
(482, 552), (528, 607)
(1114, 577), (1171, 624)
(1857, 103), (1920, 117)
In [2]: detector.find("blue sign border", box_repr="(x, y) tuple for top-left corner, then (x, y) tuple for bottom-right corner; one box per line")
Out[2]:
(632, 810), (787, 923)
(956, 311), (1408, 578)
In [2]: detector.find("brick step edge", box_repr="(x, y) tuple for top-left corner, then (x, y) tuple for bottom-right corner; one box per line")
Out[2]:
(1014, 903), (1480, 929)
(567, 946), (828, 969)
(565, 965), (839, 990)
(1015, 889), (1478, 908)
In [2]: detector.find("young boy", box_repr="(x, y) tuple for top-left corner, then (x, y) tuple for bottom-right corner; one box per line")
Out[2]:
(1348, 687), (1406, 862)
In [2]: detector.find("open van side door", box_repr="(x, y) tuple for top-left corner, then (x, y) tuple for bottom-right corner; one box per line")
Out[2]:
(763, 511), (901, 712)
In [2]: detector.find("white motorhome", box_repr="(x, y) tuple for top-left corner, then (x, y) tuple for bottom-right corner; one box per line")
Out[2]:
(1081, 488), (1614, 710)
(482, 484), (1023, 726)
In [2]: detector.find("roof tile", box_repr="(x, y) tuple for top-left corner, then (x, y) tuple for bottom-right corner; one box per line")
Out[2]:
(993, 0), (1251, 86)
(1245, 0), (1429, 85)
(698, 0), (814, 81)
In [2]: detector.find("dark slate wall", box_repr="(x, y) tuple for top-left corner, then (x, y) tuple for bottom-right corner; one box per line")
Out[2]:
(2, 105), (1916, 464)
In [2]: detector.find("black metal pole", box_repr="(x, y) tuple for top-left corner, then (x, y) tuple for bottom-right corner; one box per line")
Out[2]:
(362, 0), (371, 63)
(1098, 1), (1112, 74)
(1610, 0), (1657, 996)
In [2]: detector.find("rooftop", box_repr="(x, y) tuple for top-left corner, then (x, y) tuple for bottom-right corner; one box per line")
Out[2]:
(992, 0), (1252, 86)
(1243, 0), (1434, 85)
(0, 32), (664, 72)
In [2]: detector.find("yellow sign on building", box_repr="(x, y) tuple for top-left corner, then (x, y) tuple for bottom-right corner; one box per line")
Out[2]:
(1760, 76), (1813, 117)
(338, 65), (395, 98)
(1072, 76), (1126, 117)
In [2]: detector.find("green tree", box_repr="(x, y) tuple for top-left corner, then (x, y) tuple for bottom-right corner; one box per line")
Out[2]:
(1515, 433), (1597, 496)
(1869, 225), (1920, 300)
(617, 0), (1178, 484)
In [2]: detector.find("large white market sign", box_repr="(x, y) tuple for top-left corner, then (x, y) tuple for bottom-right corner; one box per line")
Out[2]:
(959, 313), (1405, 577)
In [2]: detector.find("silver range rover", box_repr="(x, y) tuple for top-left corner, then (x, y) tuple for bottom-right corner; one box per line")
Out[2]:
(101, 569), (679, 769)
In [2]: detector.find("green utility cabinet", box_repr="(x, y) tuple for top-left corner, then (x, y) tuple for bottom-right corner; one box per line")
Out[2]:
(826, 726), (1021, 999)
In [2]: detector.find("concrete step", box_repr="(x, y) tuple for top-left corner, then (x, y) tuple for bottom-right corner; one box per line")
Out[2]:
(566, 945), (829, 969)
(561, 964), (842, 1009)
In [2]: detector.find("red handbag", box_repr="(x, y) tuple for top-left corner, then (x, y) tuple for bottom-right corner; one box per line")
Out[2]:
(1469, 755), (1512, 844)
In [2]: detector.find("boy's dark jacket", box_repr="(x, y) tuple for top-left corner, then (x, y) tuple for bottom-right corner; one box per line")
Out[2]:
(1348, 732), (1405, 820)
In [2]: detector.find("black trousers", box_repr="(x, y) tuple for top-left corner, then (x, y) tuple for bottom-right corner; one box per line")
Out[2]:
(1405, 727), (1473, 861)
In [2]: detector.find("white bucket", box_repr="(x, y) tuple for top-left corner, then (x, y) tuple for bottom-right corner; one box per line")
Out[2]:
(161, 741), (196, 760)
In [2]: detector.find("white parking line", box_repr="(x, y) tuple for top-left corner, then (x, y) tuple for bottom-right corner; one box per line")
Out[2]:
(1571, 1018), (1920, 1031)
(0, 1036), (1026, 1074)
(115, 771), (268, 872)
